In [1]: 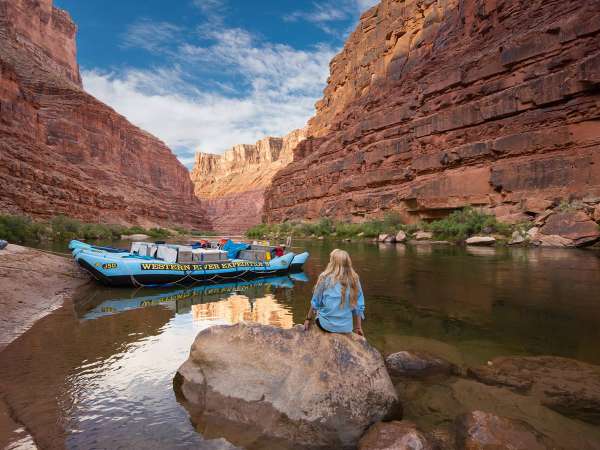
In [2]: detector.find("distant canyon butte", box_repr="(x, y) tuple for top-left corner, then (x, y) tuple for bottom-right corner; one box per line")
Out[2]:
(1, 0), (599, 234)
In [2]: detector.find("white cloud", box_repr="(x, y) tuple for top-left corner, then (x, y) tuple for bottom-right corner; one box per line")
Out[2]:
(122, 19), (181, 53)
(356, 0), (379, 9)
(83, 31), (336, 167)
(283, 0), (379, 37)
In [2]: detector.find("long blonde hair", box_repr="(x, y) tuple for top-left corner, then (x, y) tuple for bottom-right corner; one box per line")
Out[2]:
(314, 249), (360, 308)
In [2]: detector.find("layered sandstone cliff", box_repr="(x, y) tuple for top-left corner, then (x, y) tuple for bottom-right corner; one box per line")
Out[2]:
(191, 129), (305, 233)
(0, 0), (209, 229)
(265, 0), (600, 224)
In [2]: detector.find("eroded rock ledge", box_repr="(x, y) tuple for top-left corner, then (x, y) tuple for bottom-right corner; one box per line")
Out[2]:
(0, 0), (210, 229)
(191, 129), (305, 233)
(264, 0), (600, 226)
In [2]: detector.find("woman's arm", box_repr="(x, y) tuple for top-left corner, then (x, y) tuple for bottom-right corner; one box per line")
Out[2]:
(304, 306), (315, 331)
(352, 283), (365, 336)
(353, 314), (363, 336)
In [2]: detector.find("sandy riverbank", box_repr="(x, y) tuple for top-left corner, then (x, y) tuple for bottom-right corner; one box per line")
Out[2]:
(0, 244), (91, 351)
(0, 244), (90, 449)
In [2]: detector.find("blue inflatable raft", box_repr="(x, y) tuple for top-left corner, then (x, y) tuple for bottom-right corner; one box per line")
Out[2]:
(69, 240), (309, 287)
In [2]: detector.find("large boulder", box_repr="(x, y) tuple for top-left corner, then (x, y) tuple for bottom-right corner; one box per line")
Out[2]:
(378, 234), (395, 243)
(358, 421), (439, 450)
(385, 351), (458, 379)
(455, 411), (552, 450)
(540, 211), (600, 246)
(468, 356), (600, 424)
(175, 323), (399, 449)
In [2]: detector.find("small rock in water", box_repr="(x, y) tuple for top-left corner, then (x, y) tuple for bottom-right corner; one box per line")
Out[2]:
(455, 411), (553, 450)
(378, 234), (395, 243)
(395, 230), (407, 243)
(358, 421), (437, 450)
(465, 236), (496, 246)
(413, 231), (433, 241)
(509, 231), (525, 245)
(385, 351), (457, 378)
(120, 233), (150, 241)
(175, 323), (399, 449)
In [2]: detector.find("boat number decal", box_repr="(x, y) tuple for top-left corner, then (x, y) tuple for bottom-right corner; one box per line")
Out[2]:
(140, 261), (267, 271)
(102, 263), (118, 270)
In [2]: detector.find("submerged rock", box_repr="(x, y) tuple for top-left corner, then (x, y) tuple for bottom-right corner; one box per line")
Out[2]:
(455, 411), (552, 450)
(175, 322), (399, 450)
(468, 356), (600, 424)
(386, 351), (458, 379)
(358, 421), (438, 450)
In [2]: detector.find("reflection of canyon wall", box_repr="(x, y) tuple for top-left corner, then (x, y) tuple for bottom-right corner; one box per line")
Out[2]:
(191, 129), (305, 233)
(192, 295), (293, 329)
(0, 0), (209, 228)
(265, 0), (600, 224)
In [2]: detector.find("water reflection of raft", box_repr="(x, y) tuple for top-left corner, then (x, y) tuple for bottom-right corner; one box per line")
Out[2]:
(78, 274), (308, 320)
(69, 240), (309, 287)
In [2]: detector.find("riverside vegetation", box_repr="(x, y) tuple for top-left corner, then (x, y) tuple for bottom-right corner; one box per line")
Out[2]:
(0, 214), (215, 245)
(246, 208), (516, 243)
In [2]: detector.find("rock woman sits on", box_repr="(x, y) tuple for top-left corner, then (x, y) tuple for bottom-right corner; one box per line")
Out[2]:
(304, 249), (365, 336)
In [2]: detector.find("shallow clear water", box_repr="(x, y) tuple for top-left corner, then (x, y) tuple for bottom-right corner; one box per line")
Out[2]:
(1, 240), (600, 449)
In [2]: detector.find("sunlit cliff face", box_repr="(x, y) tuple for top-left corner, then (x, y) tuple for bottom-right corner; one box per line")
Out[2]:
(192, 294), (294, 329)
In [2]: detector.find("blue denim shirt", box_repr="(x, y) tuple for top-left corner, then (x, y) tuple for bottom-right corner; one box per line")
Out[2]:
(311, 279), (365, 333)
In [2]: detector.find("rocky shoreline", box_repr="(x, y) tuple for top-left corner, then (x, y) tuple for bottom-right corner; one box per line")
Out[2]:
(175, 323), (600, 449)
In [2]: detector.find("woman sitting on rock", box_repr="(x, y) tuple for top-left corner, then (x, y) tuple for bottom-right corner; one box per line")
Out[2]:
(304, 249), (365, 336)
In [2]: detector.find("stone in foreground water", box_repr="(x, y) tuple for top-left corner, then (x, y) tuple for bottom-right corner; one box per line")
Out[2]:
(174, 322), (399, 449)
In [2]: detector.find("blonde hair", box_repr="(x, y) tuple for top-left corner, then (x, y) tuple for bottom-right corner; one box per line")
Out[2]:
(314, 249), (360, 308)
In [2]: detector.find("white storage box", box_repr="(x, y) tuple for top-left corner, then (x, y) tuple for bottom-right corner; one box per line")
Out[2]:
(192, 249), (228, 262)
(157, 245), (178, 263)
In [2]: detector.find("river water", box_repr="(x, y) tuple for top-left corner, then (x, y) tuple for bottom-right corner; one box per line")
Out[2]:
(1, 240), (600, 449)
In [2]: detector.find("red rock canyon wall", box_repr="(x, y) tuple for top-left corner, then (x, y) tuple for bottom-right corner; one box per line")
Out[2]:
(191, 129), (305, 233)
(0, 0), (209, 229)
(264, 0), (600, 224)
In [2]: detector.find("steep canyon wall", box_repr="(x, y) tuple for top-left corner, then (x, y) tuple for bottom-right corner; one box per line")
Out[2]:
(264, 0), (600, 224)
(0, 0), (209, 229)
(191, 129), (305, 233)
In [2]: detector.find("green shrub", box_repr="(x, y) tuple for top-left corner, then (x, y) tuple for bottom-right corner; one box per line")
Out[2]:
(424, 207), (511, 241)
(147, 227), (171, 238)
(123, 225), (146, 235)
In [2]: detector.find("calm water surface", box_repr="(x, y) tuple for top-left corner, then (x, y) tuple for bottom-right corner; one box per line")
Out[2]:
(1, 240), (600, 449)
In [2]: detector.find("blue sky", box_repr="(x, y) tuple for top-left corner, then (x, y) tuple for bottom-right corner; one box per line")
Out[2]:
(53, 0), (378, 167)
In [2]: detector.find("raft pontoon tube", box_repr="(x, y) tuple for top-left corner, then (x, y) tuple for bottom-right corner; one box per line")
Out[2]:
(69, 240), (309, 287)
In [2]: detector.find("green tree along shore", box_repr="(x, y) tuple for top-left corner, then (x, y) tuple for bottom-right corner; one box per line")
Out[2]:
(0, 214), (215, 244)
(246, 208), (520, 243)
